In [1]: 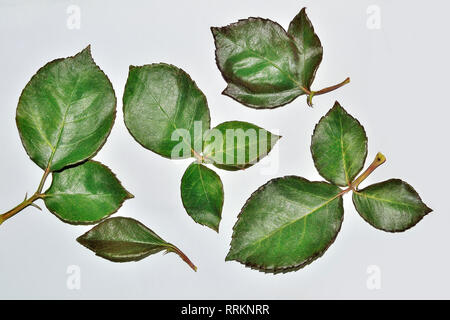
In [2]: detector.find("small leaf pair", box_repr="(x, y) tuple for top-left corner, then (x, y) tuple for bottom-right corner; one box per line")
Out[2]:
(212, 8), (349, 108)
(13, 46), (129, 224)
(123, 64), (280, 232)
(1, 47), (195, 271)
(227, 102), (431, 273)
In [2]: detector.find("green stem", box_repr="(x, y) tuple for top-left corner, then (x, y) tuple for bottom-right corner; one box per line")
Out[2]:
(307, 77), (350, 107)
(0, 168), (50, 226)
(351, 152), (386, 190)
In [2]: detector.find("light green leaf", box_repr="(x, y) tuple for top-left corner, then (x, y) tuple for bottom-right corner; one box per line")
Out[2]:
(287, 8), (323, 90)
(352, 179), (432, 232)
(181, 163), (224, 232)
(311, 102), (367, 187)
(123, 63), (210, 159)
(77, 217), (197, 271)
(44, 160), (133, 224)
(227, 176), (343, 273)
(202, 121), (280, 171)
(16, 46), (116, 171)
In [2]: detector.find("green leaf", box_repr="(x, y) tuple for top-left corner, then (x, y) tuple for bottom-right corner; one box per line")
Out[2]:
(212, 8), (347, 109)
(123, 63), (210, 159)
(181, 162), (224, 232)
(311, 102), (367, 187)
(44, 160), (133, 224)
(202, 121), (280, 171)
(352, 179), (432, 232)
(287, 8), (323, 90)
(227, 176), (343, 273)
(212, 18), (304, 109)
(77, 217), (197, 271)
(16, 46), (116, 172)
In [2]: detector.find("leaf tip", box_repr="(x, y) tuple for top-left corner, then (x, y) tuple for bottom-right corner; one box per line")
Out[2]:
(80, 44), (93, 58)
(210, 26), (219, 36)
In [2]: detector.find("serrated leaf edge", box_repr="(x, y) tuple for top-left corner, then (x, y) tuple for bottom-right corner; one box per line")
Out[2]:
(16, 45), (117, 172)
(211, 17), (305, 110)
(352, 178), (433, 233)
(226, 175), (344, 274)
(180, 162), (224, 233)
(44, 160), (133, 225)
(122, 62), (211, 159)
(310, 101), (368, 187)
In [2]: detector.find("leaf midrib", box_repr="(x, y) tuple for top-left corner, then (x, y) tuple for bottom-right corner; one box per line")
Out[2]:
(220, 32), (306, 94)
(354, 191), (422, 210)
(46, 74), (83, 170)
(233, 192), (340, 256)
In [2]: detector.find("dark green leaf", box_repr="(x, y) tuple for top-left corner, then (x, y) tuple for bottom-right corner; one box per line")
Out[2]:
(181, 162), (224, 232)
(311, 102), (367, 187)
(44, 160), (133, 224)
(77, 217), (197, 271)
(16, 46), (116, 171)
(287, 8), (323, 90)
(212, 18), (304, 109)
(227, 176), (343, 273)
(202, 121), (280, 171)
(123, 63), (210, 159)
(352, 179), (432, 232)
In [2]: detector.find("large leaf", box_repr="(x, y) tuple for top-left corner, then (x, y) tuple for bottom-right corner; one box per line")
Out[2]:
(181, 162), (224, 232)
(16, 46), (116, 172)
(211, 8), (338, 109)
(311, 102), (367, 187)
(202, 121), (280, 171)
(77, 217), (197, 271)
(212, 18), (304, 109)
(227, 176), (343, 273)
(123, 63), (210, 159)
(44, 160), (133, 224)
(287, 8), (323, 90)
(352, 179), (432, 232)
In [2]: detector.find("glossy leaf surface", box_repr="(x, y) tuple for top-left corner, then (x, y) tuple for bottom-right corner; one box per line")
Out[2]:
(77, 217), (197, 270)
(287, 8), (323, 90)
(16, 46), (116, 171)
(227, 176), (343, 273)
(44, 160), (132, 224)
(212, 8), (329, 109)
(311, 102), (367, 187)
(203, 121), (280, 171)
(353, 179), (432, 232)
(181, 162), (224, 232)
(123, 63), (210, 159)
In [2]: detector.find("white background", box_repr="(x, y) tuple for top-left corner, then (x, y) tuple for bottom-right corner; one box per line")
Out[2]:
(0, 0), (447, 299)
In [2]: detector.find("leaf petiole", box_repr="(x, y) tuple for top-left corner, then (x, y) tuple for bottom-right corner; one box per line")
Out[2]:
(167, 244), (198, 272)
(307, 77), (351, 107)
(334, 153), (386, 199)
(351, 152), (386, 190)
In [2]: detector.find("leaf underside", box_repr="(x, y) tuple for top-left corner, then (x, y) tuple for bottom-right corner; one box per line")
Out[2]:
(311, 102), (367, 187)
(77, 217), (174, 262)
(16, 46), (116, 172)
(123, 63), (210, 159)
(227, 176), (343, 273)
(181, 162), (224, 231)
(211, 8), (323, 109)
(353, 179), (432, 232)
(44, 160), (132, 224)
